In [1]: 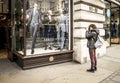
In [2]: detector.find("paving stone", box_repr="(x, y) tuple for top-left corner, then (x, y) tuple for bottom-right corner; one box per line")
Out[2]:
(0, 45), (120, 83)
(105, 80), (119, 83)
(112, 76), (120, 82)
(100, 69), (120, 83)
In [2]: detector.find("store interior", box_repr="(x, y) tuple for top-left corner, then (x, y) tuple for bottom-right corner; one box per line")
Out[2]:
(104, 1), (120, 45)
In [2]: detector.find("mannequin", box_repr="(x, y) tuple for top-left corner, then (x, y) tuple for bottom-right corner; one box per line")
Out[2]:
(44, 10), (53, 50)
(110, 20), (118, 38)
(56, 9), (67, 50)
(110, 21), (115, 37)
(115, 21), (118, 37)
(26, 3), (43, 54)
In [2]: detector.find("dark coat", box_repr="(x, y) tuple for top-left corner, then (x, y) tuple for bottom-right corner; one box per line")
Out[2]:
(86, 29), (99, 49)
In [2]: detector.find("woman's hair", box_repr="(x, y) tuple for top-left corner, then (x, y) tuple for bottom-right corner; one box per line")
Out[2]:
(88, 24), (97, 31)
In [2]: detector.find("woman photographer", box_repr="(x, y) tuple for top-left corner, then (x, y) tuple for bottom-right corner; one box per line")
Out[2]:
(86, 24), (99, 73)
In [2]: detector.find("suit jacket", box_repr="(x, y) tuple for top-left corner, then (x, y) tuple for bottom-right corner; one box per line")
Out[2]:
(26, 8), (42, 27)
(57, 14), (67, 32)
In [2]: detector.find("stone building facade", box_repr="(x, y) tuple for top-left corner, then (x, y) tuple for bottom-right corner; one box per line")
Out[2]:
(73, 0), (106, 63)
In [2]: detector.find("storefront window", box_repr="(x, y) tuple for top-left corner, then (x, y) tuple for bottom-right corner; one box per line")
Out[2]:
(104, 1), (111, 45)
(110, 5), (120, 44)
(25, 0), (70, 55)
(10, 0), (23, 51)
(11, 0), (71, 56)
(104, 1), (120, 45)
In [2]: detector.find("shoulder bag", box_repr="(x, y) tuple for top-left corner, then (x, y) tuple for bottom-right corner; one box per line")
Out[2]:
(95, 35), (103, 48)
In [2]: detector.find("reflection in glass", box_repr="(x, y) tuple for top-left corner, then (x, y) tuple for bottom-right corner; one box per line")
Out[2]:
(13, 0), (24, 51)
(25, 0), (70, 55)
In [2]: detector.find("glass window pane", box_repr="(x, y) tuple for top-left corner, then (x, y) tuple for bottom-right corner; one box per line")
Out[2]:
(25, 0), (70, 55)
(11, 0), (24, 54)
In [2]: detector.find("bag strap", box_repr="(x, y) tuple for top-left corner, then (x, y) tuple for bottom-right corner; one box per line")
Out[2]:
(92, 30), (99, 42)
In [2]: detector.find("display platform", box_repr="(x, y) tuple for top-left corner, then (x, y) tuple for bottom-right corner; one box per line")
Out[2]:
(13, 50), (73, 69)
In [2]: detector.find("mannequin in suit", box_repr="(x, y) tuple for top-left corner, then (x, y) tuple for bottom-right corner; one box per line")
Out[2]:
(44, 10), (55, 50)
(56, 9), (67, 50)
(26, 3), (42, 54)
(110, 21), (117, 37)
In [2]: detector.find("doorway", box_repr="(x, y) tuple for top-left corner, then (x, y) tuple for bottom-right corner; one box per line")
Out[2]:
(104, 1), (120, 45)
(110, 3), (120, 44)
(0, 14), (7, 59)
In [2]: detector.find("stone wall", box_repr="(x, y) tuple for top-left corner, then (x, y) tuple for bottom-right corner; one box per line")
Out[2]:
(73, 0), (106, 63)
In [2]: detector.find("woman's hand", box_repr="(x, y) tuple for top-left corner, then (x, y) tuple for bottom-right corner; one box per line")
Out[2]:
(86, 28), (88, 31)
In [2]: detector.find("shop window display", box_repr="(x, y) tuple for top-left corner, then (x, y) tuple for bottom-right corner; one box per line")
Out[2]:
(104, 2), (111, 45)
(110, 3), (120, 44)
(25, 0), (69, 55)
(11, 0), (71, 55)
(104, 1), (120, 45)
(10, 0), (72, 69)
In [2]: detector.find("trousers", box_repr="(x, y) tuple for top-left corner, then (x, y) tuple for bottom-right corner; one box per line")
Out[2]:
(89, 48), (97, 69)
(57, 28), (65, 49)
(44, 25), (53, 48)
(30, 23), (39, 52)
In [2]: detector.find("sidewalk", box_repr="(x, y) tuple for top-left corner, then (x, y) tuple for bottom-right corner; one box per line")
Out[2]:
(0, 45), (120, 83)
(99, 45), (120, 83)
